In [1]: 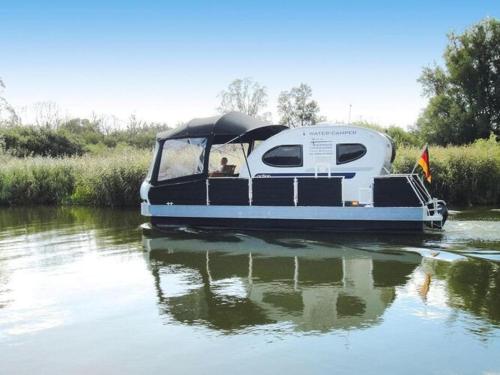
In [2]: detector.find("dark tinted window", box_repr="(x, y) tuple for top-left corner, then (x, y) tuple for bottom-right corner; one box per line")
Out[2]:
(262, 145), (303, 167)
(336, 143), (367, 164)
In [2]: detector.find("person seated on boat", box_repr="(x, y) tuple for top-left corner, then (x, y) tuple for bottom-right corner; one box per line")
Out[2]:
(210, 157), (235, 177)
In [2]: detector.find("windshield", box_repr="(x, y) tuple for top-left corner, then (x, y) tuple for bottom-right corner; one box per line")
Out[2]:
(157, 138), (207, 181)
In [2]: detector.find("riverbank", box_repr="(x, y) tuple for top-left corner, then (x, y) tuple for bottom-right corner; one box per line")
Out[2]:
(0, 148), (150, 207)
(0, 137), (498, 207)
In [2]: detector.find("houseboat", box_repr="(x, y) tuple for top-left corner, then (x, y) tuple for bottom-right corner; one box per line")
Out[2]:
(140, 112), (447, 232)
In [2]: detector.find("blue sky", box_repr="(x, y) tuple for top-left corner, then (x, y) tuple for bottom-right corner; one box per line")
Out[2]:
(1, 0), (499, 127)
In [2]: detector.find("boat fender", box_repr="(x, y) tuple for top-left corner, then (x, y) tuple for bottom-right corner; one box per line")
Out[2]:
(438, 201), (448, 227)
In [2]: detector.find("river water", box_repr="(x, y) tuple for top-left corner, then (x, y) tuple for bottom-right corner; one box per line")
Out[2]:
(0, 207), (499, 374)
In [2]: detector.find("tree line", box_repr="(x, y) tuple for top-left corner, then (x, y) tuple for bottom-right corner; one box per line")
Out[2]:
(1, 18), (498, 158)
(0, 114), (170, 157)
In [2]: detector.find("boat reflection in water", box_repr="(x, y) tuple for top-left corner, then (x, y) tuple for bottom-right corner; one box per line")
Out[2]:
(143, 229), (423, 333)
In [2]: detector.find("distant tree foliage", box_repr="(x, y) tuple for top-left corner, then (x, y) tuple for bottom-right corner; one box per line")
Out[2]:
(0, 78), (19, 125)
(0, 116), (170, 157)
(31, 101), (63, 128)
(1, 125), (84, 157)
(217, 78), (270, 120)
(105, 115), (170, 149)
(417, 18), (500, 145)
(277, 83), (323, 127)
(353, 121), (420, 148)
(385, 126), (420, 147)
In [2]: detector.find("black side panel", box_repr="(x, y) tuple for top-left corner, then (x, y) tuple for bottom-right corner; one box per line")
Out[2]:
(149, 179), (206, 205)
(209, 178), (249, 205)
(373, 177), (421, 207)
(297, 178), (342, 206)
(252, 178), (294, 206)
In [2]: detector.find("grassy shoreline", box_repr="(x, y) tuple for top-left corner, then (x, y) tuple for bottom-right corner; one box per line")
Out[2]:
(0, 138), (499, 207)
(0, 148), (151, 207)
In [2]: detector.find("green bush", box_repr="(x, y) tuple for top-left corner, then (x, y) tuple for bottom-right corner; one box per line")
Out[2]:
(0, 125), (84, 157)
(393, 135), (500, 206)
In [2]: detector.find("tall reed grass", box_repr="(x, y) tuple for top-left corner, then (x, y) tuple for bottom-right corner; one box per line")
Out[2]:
(393, 136), (500, 206)
(0, 148), (150, 207)
(0, 137), (498, 207)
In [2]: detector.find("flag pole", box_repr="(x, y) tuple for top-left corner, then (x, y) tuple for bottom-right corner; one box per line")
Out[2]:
(411, 144), (427, 175)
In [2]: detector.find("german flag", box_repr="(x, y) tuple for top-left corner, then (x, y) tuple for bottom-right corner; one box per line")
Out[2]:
(417, 145), (432, 183)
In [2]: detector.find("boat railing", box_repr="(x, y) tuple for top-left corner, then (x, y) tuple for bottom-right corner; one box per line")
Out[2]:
(392, 173), (438, 217)
(405, 175), (427, 206)
(373, 173), (440, 217)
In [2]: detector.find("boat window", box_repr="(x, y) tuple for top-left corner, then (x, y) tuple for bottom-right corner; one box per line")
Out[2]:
(209, 143), (248, 176)
(262, 145), (303, 167)
(157, 138), (206, 181)
(336, 143), (367, 164)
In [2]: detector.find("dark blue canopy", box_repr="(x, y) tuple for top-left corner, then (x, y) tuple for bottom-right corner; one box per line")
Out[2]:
(157, 112), (287, 143)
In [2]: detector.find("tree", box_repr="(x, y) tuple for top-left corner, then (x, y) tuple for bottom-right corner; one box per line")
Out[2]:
(59, 118), (104, 145)
(417, 18), (500, 145)
(277, 83), (323, 127)
(217, 78), (270, 120)
(32, 101), (63, 128)
(0, 77), (19, 125)
(385, 126), (420, 147)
